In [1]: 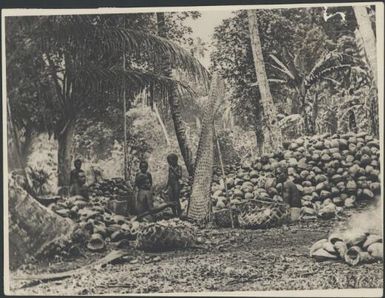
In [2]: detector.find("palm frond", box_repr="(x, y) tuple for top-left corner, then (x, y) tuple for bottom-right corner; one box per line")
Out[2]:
(303, 51), (355, 89)
(31, 16), (210, 86)
(69, 64), (196, 102)
(248, 78), (287, 87)
(269, 54), (295, 80)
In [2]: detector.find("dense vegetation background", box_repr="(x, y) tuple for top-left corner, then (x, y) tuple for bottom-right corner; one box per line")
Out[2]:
(6, 6), (378, 195)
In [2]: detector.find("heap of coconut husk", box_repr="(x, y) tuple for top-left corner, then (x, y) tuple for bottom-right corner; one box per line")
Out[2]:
(310, 232), (383, 266)
(41, 176), (195, 258)
(209, 132), (380, 222)
(88, 177), (133, 198)
(40, 194), (141, 257)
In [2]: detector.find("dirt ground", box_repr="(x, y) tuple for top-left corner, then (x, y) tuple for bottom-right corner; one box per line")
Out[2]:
(9, 214), (383, 295)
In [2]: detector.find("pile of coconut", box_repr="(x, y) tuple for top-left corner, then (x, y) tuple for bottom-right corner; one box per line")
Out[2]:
(206, 132), (380, 220)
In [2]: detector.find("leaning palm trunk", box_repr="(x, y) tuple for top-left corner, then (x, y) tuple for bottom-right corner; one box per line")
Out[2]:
(8, 173), (75, 270)
(157, 12), (194, 176)
(247, 10), (283, 151)
(187, 74), (224, 222)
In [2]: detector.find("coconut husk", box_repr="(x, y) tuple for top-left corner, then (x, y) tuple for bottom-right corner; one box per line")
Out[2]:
(345, 246), (362, 266)
(312, 248), (338, 261)
(310, 239), (327, 256)
(87, 233), (105, 252)
(111, 230), (129, 242)
(322, 241), (338, 255)
(55, 209), (70, 217)
(367, 242), (383, 260)
(328, 233), (344, 245)
(334, 241), (348, 258)
(344, 232), (367, 247)
(359, 251), (375, 263)
(363, 234), (382, 249)
(93, 223), (107, 237)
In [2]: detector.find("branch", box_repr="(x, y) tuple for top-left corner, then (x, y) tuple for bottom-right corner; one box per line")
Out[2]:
(58, 119), (72, 137)
(269, 54), (295, 80)
(44, 53), (66, 108)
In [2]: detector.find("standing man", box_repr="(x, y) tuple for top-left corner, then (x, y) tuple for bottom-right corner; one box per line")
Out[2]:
(167, 153), (183, 217)
(275, 166), (302, 222)
(134, 161), (154, 215)
(70, 159), (84, 186)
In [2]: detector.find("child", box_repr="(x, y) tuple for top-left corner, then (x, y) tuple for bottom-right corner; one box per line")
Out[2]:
(167, 153), (183, 217)
(134, 161), (153, 215)
(275, 165), (301, 222)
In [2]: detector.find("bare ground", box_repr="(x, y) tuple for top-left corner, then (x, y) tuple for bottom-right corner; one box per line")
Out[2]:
(9, 216), (383, 295)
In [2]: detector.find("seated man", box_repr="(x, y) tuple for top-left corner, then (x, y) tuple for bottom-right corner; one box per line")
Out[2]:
(275, 166), (301, 222)
(70, 171), (89, 199)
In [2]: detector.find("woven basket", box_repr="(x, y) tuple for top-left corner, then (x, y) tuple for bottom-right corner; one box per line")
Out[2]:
(239, 204), (290, 229)
(212, 208), (240, 228)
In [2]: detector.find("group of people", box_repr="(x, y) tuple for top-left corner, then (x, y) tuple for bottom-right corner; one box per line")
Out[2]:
(68, 153), (183, 218)
(134, 153), (183, 217)
(68, 154), (302, 222)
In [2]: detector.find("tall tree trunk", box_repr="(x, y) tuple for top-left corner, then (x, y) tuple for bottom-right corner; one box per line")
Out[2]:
(156, 12), (194, 176)
(353, 5), (379, 137)
(253, 96), (265, 155)
(57, 119), (75, 187)
(299, 83), (315, 136)
(247, 10), (283, 152)
(353, 5), (377, 84)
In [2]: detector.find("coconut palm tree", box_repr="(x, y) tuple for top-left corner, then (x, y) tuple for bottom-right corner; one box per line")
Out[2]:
(247, 10), (283, 152)
(353, 5), (378, 137)
(156, 12), (208, 176)
(7, 15), (209, 186)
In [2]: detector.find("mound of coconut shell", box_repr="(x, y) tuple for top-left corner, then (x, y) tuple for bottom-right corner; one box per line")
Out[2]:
(46, 192), (141, 256)
(89, 177), (133, 198)
(310, 232), (383, 266)
(209, 132), (380, 223)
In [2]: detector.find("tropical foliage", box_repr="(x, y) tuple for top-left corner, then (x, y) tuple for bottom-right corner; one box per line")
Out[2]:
(210, 7), (377, 141)
(6, 13), (208, 185)
(6, 6), (378, 190)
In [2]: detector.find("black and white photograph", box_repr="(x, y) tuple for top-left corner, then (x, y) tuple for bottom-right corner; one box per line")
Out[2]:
(2, 2), (384, 296)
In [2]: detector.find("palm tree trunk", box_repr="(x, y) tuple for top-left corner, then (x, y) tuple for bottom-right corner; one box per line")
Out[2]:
(247, 10), (283, 152)
(57, 119), (75, 187)
(353, 5), (377, 84)
(156, 12), (194, 176)
(187, 74), (223, 221)
(254, 98), (265, 155)
(8, 176), (75, 269)
(353, 6), (378, 137)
